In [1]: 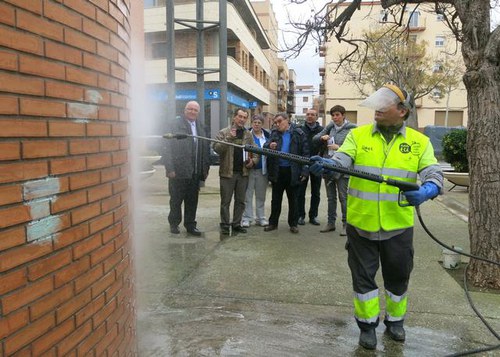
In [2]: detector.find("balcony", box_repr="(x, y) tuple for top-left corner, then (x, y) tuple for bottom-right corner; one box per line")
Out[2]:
(319, 66), (325, 77)
(318, 45), (326, 57)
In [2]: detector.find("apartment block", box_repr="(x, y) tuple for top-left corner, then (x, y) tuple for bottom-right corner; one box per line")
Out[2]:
(321, 2), (468, 129)
(144, 0), (284, 135)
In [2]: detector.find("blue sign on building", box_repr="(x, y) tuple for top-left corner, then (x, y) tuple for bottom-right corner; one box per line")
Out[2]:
(148, 88), (257, 108)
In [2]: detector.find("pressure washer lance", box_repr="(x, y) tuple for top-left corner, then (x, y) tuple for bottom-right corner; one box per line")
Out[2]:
(163, 132), (419, 204)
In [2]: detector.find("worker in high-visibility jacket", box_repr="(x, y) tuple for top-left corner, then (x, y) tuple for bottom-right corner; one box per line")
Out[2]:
(309, 84), (443, 350)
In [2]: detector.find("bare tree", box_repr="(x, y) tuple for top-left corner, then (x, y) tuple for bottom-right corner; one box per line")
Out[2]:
(286, 0), (500, 289)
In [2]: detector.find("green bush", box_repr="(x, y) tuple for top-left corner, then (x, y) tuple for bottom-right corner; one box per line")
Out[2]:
(441, 129), (468, 172)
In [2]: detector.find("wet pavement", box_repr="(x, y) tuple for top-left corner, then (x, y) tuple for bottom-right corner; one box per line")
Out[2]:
(135, 166), (499, 356)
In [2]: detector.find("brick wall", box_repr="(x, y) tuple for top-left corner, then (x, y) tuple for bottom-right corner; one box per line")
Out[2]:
(0, 1), (136, 355)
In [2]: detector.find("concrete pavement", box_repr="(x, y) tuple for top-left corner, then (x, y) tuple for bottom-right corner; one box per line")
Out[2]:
(135, 166), (499, 356)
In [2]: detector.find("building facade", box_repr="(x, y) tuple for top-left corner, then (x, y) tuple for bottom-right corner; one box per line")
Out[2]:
(321, 1), (468, 129)
(144, 0), (283, 137)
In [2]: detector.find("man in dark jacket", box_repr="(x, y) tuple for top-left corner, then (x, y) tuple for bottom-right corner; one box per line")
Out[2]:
(297, 108), (323, 226)
(264, 113), (309, 234)
(162, 101), (210, 236)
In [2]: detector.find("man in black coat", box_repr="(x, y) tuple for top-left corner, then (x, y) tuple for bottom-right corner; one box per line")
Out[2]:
(162, 101), (210, 236)
(297, 108), (323, 226)
(263, 113), (309, 234)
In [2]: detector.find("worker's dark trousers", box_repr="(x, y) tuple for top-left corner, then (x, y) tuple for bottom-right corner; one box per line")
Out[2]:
(168, 176), (200, 230)
(346, 224), (414, 330)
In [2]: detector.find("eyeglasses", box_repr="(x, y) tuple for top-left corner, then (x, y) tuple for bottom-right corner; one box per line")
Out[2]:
(274, 118), (287, 124)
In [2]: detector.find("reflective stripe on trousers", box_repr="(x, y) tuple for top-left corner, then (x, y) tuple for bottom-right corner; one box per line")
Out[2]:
(353, 289), (380, 324)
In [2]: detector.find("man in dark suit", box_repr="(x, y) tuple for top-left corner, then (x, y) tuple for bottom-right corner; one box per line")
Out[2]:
(162, 101), (210, 236)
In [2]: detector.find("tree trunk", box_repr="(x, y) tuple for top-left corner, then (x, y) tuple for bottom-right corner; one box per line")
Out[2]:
(459, 3), (500, 288)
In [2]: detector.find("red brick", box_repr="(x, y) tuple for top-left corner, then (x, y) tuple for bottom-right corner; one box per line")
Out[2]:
(73, 233), (102, 260)
(0, 95), (18, 114)
(97, 42), (119, 62)
(51, 190), (87, 213)
(111, 122), (128, 136)
(101, 223), (121, 244)
(0, 119), (47, 137)
(119, 107), (129, 122)
(69, 171), (101, 190)
(0, 25), (44, 55)
(4, 313), (55, 356)
(75, 294), (105, 327)
(111, 177), (128, 195)
(90, 240), (115, 266)
(0, 227), (25, 252)
(101, 194), (121, 213)
(98, 106), (119, 121)
(0, 309), (29, 340)
(32, 318), (75, 356)
(0, 49), (18, 70)
(28, 249), (72, 281)
(20, 55), (66, 80)
(119, 137), (129, 150)
(48, 121), (86, 137)
(0, 268), (27, 295)
(0, 141), (20, 160)
(87, 153), (112, 169)
(0, 161), (48, 184)
(0, 72), (44, 96)
(63, 0), (96, 19)
(0, 204), (33, 229)
(94, 323), (118, 356)
(104, 275), (123, 302)
(56, 290), (91, 325)
(22, 140), (67, 159)
(87, 122), (111, 136)
(29, 284), (73, 320)
(91, 268), (115, 298)
(109, 33), (128, 55)
(83, 17), (110, 42)
(56, 320), (92, 356)
(20, 98), (66, 118)
(1, 277), (53, 314)
(45, 81), (84, 101)
(100, 167), (119, 183)
(45, 41), (82, 66)
(75, 265), (103, 293)
(113, 205), (128, 223)
(66, 66), (98, 86)
(97, 8), (118, 32)
(44, 0), (82, 30)
(54, 256), (90, 289)
(5, 0), (42, 14)
(92, 297), (116, 328)
(64, 28), (97, 53)
(98, 73), (119, 91)
(71, 202), (101, 224)
(17, 9), (64, 41)
(103, 249), (122, 274)
(76, 322), (106, 356)
(110, 62), (126, 81)
(90, 0), (109, 12)
(0, 2), (15, 26)
(89, 212), (114, 234)
(50, 157), (86, 175)
(53, 224), (87, 251)
(0, 184), (22, 206)
(87, 183), (112, 203)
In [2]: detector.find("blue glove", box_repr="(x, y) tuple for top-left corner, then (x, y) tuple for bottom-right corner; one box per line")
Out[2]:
(404, 182), (439, 206)
(309, 155), (337, 177)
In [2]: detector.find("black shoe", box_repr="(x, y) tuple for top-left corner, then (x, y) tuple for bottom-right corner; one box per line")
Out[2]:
(309, 217), (320, 225)
(297, 217), (305, 225)
(170, 226), (180, 234)
(359, 329), (377, 350)
(385, 325), (405, 342)
(290, 226), (299, 234)
(187, 228), (202, 236)
(220, 227), (230, 235)
(264, 225), (277, 232)
(232, 225), (247, 233)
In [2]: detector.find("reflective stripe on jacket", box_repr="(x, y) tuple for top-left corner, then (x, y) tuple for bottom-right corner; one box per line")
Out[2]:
(340, 123), (435, 232)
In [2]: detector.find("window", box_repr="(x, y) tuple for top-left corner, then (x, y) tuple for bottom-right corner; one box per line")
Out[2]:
(431, 88), (442, 98)
(151, 42), (167, 59)
(437, 13), (444, 21)
(435, 36), (445, 47)
(144, 0), (166, 8)
(408, 10), (420, 28)
(303, 97), (309, 102)
(302, 108), (308, 114)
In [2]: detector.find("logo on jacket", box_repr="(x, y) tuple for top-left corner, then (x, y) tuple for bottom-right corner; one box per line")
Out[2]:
(399, 143), (411, 154)
(362, 145), (373, 152)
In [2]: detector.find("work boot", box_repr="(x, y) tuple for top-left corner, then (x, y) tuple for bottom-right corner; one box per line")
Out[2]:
(385, 325), (405, 342)
(358, 329), (377, 350)
(297, 217), (305, 225)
